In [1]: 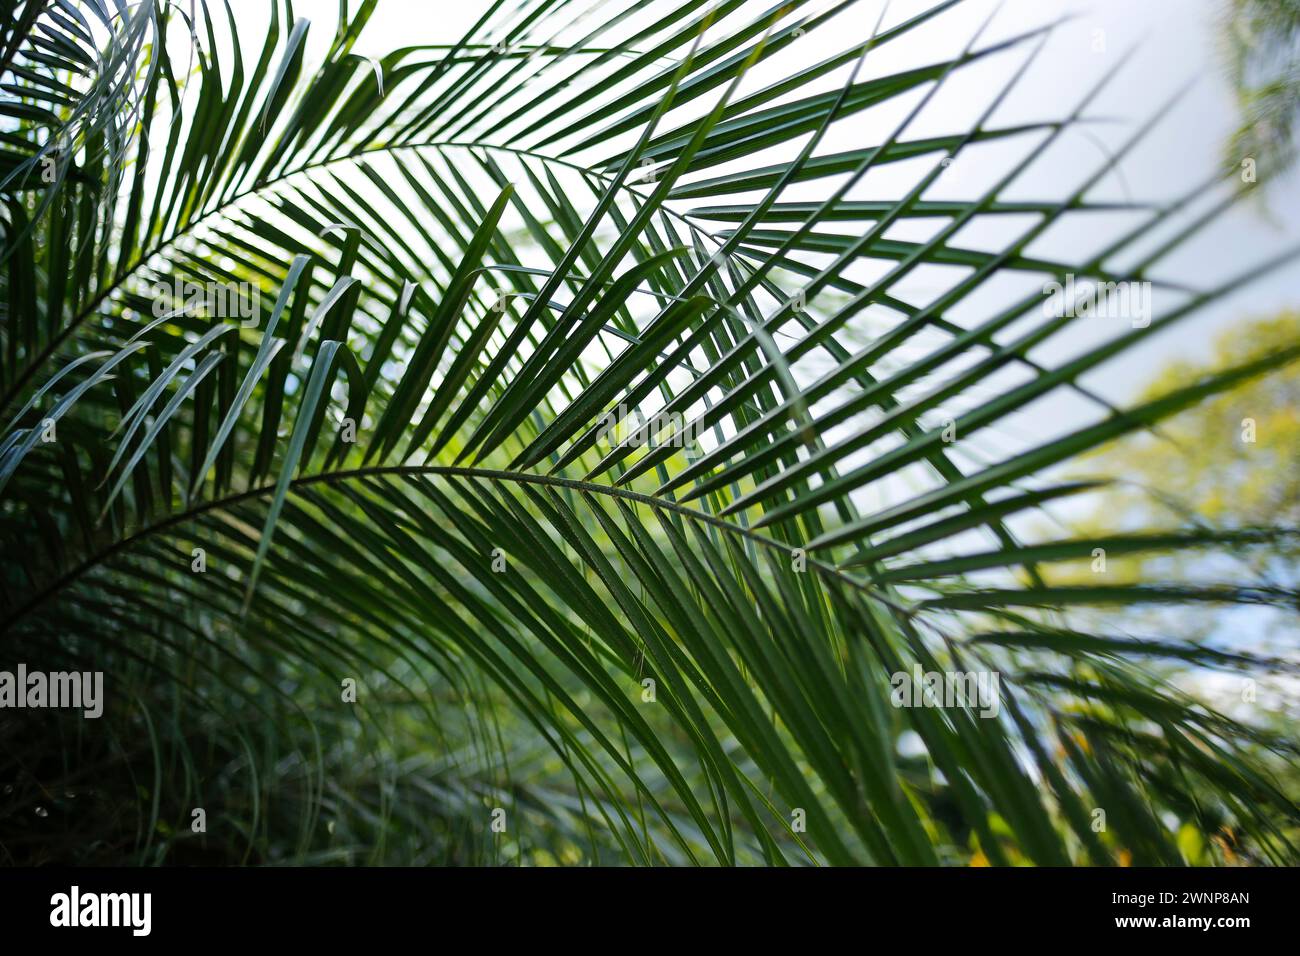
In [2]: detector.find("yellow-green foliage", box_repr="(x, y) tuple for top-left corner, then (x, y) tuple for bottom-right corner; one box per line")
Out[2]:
(1085, 312), (1298, 528)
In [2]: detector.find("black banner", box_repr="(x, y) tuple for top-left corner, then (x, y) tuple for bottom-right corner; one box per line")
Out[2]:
(0, 866), (1279, 942)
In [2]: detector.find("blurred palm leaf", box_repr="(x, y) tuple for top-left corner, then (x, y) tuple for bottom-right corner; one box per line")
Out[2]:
(1221, 0), (1300, 182)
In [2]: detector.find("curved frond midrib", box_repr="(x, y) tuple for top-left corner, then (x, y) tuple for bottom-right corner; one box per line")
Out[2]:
(0, 132), (716, 415)
(1, 462), (883, 635)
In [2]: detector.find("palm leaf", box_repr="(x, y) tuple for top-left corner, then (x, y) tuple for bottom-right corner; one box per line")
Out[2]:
(1, 0), (1296, 866)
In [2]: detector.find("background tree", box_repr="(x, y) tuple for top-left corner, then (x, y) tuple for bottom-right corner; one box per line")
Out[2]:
(1071, 312), (1298, 571)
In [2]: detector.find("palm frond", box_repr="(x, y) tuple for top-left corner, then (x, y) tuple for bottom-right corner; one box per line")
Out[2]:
(2, 0), (1297, 866)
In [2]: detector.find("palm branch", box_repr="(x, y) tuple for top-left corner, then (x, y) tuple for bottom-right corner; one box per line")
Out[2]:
(1, 0), (1297, 866)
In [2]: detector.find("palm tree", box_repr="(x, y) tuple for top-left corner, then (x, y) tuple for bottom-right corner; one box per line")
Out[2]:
(1, 0), (1296, 866)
